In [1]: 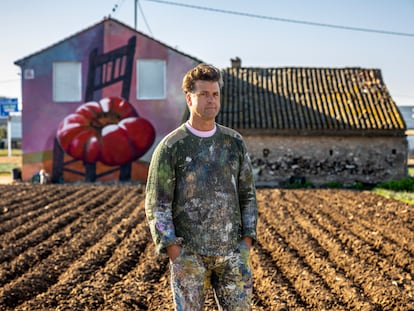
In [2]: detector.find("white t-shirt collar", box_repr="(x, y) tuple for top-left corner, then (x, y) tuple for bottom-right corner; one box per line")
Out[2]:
(185, 121), (216, 138)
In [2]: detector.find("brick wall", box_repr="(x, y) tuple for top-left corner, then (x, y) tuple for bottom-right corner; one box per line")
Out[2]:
(244, 135), (408, 187)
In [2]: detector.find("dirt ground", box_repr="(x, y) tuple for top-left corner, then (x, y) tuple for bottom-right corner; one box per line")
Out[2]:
(0, 184), (412, 310)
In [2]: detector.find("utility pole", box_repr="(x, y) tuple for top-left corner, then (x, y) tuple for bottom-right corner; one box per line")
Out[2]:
(134, 0), (138, 30)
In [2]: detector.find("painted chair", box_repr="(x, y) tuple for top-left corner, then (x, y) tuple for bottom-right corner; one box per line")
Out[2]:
(52, 36), (136, 182)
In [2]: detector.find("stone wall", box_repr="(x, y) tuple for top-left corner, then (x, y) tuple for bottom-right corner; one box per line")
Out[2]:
(244, 135), (408, 187)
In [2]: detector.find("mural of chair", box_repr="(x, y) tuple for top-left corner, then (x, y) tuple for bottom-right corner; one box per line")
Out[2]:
(52, 36), (137, 182)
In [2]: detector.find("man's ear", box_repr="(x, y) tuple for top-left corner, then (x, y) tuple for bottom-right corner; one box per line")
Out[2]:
(185, 92), (192, 106)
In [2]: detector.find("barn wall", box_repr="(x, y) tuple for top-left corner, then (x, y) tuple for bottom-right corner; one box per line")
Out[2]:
(245, 135), (408, 187)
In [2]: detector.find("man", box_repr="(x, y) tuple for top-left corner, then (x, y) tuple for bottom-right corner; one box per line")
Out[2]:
(145, 63), (258, 310)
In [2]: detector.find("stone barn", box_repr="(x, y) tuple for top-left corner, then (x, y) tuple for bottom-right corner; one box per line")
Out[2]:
(217, 63), (407, 187)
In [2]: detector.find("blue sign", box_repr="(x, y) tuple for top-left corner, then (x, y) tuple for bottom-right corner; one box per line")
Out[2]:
(0, 98), (19, 117)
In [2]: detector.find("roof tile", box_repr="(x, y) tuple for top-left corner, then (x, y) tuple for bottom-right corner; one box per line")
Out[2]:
(218, 67), (406, 135)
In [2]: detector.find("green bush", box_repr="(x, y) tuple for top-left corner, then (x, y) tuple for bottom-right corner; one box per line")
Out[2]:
(326, 181), (342, 189)
(346, 182), (365, 190)
(285, 181), (314, 189)
(376, 177), (414, 192)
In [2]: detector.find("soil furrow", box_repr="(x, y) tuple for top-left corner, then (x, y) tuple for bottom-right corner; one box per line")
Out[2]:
(0, 187), (141, 310)
(262, 194), (384, 310)
(0, 185), (66, 220)
(100, 241), (169, 311)
(0, 186), (412, 310)
(258, 215), (344, 310)
(0, 188), (107, 263)
(0, 187), (78, 234)
(277, 190), (413, 309)
(251, 238), (307, 310)
(12, 187), (145, 310)
(48, 202), (147, 309)
(0, 187), (97, 240)
(290, 190), (414, 274)
(299, 190), (414, 254)
(0, 187), (143, 286)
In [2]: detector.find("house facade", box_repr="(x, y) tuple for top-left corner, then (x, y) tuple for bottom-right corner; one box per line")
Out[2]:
(218, 65), (407, 186)
(15, 18), (201, 182)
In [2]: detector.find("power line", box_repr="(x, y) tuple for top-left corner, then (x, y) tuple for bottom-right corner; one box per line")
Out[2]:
(138, 0), (153, 36)
(110, 0), (153, 35)
(142, 0), (414, 38)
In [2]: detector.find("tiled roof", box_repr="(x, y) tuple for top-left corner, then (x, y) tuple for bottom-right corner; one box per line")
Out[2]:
(218, 67), (406, 135)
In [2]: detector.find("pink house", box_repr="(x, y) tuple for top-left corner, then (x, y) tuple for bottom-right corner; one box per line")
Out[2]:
(15, 18), (201, 183)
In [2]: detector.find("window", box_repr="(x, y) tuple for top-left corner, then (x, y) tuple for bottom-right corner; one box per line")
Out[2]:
(137, 60), (166, 99)
(53, 62), (82, 102)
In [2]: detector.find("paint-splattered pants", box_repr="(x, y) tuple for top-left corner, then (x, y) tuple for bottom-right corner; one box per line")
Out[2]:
(170, 241), (253, 311)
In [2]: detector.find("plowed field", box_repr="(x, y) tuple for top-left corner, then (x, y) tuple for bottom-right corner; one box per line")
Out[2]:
(0, 184), (413, 310)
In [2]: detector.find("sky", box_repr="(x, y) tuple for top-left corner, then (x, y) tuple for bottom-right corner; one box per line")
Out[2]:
(1, 0), (413, 107)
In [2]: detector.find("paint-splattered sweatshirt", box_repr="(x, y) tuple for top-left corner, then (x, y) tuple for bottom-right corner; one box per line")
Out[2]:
(145, 123), (258, 256)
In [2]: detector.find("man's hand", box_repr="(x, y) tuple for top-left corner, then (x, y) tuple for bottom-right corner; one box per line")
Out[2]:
(166, 244), (181, 261)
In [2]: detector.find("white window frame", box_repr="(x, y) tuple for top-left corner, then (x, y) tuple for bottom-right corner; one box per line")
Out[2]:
(53, 62), (82, 102)
(137, 60), (166, 100)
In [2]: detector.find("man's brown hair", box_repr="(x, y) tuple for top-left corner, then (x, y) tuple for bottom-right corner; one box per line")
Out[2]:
(182, 63), (223, 94)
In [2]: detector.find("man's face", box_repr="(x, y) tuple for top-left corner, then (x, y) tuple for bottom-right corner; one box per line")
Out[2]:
(186, 80), (221, 122)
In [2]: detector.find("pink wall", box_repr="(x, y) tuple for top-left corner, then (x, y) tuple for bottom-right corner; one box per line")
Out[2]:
(17, 18), (200, 182)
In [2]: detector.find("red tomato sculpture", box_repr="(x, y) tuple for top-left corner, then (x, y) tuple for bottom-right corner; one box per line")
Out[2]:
(57, 97), (155, 166)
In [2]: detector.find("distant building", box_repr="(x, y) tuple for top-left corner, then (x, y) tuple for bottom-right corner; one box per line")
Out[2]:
(398, 106), (414, 129)
(397, 105), (414, 156)
(0, 97), (21, 149)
